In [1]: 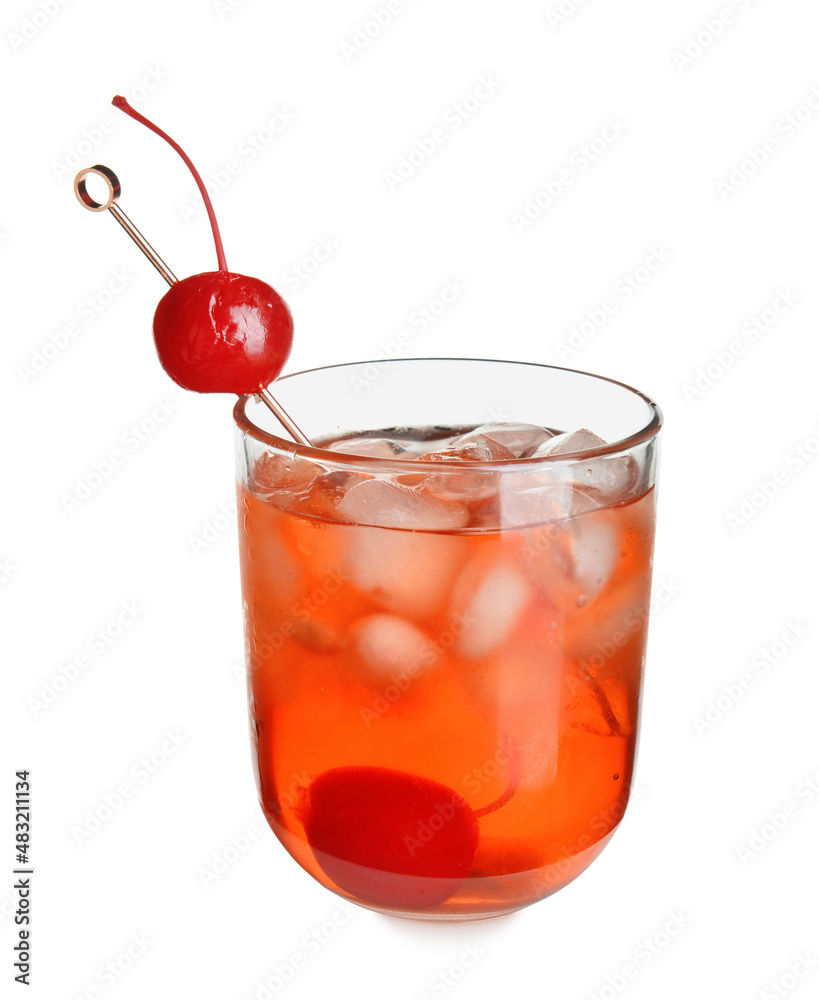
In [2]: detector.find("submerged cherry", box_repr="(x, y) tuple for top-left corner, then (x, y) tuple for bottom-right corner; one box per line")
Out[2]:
(300, 764), (516, 910)
(302, 767), (478, 909)
(112, 96), (293, 395)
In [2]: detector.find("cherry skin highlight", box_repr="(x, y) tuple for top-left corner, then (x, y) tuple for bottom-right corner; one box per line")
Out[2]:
(300, 767), (480, 910)
(153, 271), (293, 394)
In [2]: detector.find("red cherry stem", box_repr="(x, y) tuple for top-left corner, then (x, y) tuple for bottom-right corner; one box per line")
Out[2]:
(112, 96), (229, 273)
(473, 739), (521, 818)
(473, 779), (518, 818)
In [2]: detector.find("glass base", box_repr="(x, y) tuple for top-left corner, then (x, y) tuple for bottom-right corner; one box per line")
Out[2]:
(274, 821), (614, 921)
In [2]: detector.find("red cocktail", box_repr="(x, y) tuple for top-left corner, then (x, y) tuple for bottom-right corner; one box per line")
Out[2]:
(234, 359), (661, 920)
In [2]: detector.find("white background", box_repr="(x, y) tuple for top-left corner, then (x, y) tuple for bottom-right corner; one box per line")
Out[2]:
(3, 0), (819, 997)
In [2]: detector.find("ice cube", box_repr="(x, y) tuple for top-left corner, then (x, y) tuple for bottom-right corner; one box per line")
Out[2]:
(246, 530), (301, 611)
(335, 479), (469, 530)
(409, 435), (513, 505)
(566, 671), (632, 737)
(295, 469), (363, 521)
(532, 429), (634, 499)
(525, 510), (619, 612)
(531, 428), (606, 458)
(453, 557), (532, 658)
(570, 517), (619, 598)
(586, 454), (636, 498)
(250, 451), (324, 497)
(424, 435), (516, 464)
(452, 422), (555, 458)
(293, 619), (345, 653)
(497, 476), (598, 528)
(342, 526), (468, 621)
(352, 614), (431, 677)
(563, 568), (651, 674)
(325, 435), (414, 460)
(407, 432), (462, 457)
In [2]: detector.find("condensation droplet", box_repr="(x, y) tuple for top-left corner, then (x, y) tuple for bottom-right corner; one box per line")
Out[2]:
(576, 595), (588, 607)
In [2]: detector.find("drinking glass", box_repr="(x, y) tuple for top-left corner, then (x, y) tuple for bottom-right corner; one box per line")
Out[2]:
(233, 358), (661, 920)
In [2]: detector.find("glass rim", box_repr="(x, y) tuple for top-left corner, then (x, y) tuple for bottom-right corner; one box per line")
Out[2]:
(233, 357), (663, 472)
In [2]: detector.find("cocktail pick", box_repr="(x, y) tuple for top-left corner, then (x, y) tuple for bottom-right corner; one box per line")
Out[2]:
(73, 164), (313, 448)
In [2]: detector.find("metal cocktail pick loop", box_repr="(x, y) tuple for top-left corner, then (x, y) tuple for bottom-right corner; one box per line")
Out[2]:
(73, 164), (313, 448)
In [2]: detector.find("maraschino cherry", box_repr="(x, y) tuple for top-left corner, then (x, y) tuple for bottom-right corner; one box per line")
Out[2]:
(298, 764), (517, 909)
(112, 96), (293, 396)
